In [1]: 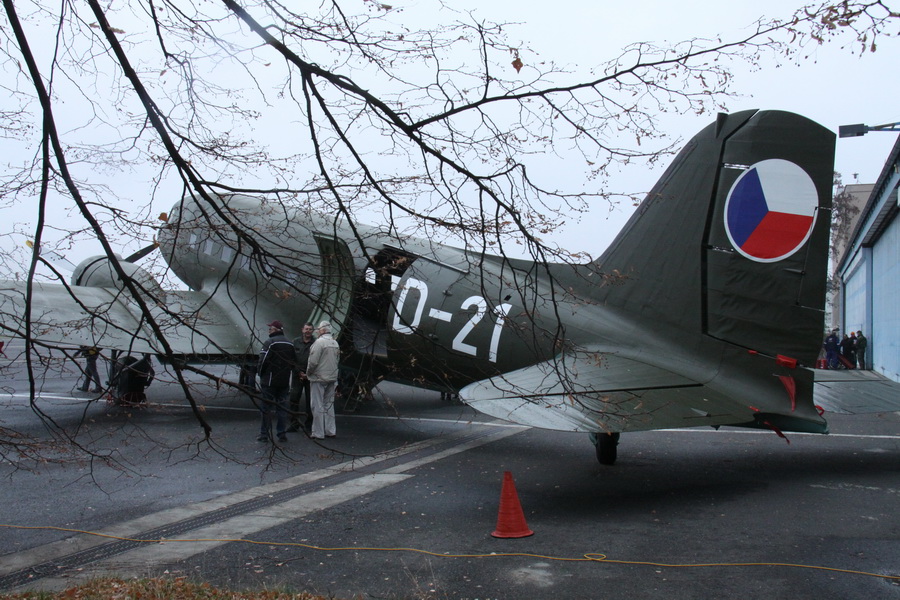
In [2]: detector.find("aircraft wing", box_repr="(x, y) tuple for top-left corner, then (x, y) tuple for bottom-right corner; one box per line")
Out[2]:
(0, 280), (253, 356)
(813, 369), (900, 415)
(458, 349), (756, 433)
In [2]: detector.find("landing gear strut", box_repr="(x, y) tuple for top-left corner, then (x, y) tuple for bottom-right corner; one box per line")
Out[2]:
(591, 432), (620, 465)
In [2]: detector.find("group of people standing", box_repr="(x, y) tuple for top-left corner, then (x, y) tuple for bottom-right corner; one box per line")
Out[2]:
(255, 319), (341, 443)
(822, 329), (869, 370)
(75, 319), (340, 439)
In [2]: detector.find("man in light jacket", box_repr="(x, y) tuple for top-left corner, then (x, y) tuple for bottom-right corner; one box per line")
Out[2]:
(306, 320), (340, 439)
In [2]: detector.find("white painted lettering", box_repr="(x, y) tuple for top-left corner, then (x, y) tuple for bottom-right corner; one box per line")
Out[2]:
(452, 296), (487, 356)
(392, 277), (428, 334)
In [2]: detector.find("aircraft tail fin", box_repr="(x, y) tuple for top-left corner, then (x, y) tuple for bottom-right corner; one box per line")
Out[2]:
(596, 110), (835, 366)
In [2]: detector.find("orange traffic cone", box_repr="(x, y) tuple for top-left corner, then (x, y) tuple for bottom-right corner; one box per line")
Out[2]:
(491, 471), (534, 538)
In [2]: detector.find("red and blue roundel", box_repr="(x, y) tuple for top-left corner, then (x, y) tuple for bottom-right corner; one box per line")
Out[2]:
(724, 159), (818, 263)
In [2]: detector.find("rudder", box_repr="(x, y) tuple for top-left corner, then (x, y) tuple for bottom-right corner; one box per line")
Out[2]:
(703, 111), (834, 365)
(595, 110), (834, 366)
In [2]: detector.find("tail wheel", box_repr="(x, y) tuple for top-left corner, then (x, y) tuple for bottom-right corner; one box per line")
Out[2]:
(595, 432), (620, 465)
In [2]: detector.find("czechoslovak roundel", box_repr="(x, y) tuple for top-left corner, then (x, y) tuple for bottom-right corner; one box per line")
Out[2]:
(724, 159), (818, 263)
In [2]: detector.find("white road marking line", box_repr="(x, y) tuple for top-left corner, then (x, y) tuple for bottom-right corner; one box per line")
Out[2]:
(2, 426), (523, 592)
(103, 472), (414, 568)
(658, 428), (900, 440)
(2, 393), (98, 401)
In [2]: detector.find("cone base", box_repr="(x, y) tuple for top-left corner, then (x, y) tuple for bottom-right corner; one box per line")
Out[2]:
(491, 528), (534, 539)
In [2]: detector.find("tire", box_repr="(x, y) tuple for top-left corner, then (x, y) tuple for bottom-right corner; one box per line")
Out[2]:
(595, 432), (620, 465)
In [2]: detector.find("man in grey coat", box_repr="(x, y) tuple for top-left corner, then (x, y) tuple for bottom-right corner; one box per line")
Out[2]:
(306, 320), (340, 439)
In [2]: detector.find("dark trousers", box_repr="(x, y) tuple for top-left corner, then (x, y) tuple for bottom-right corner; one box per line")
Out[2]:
(259, 385), (290, 438)
(80, 358), (102, 391)
(290, 377), (312, 430)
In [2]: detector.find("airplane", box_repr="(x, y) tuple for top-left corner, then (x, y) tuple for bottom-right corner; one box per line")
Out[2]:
(2, 109), (894, 465)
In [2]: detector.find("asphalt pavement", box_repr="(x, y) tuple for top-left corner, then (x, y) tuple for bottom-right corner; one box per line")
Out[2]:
(1, 341), (899, 599)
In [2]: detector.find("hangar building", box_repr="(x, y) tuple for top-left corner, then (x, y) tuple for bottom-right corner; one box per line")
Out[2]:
(837, 135), (900, 382)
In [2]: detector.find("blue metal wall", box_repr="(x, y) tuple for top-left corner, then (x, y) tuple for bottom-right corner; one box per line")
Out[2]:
(871, 217), (900, 379)
(838, 136), (899, 382)
(842, 251), (868, 336)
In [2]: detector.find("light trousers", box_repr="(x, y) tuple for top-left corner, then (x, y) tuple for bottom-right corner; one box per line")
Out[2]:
(310, 380), (336, 438)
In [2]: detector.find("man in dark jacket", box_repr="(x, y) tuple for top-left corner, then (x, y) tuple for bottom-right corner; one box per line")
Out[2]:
(289, 322), (315, 432)
(256, 320), (295, 442)
(840, 334), (856, 368)
(856, 331), (868, 370)
(823, 330), (840, 369)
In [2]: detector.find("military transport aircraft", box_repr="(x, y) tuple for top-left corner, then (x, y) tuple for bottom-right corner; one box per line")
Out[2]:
(2, 109), (889, 464)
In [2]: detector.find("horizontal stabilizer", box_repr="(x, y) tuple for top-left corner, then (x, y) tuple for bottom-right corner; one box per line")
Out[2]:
(814, 370), (900, 415)
(459, 349), (754, 433)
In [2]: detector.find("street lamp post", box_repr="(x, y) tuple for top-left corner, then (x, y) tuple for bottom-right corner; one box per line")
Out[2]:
(839, 121), (900, 138)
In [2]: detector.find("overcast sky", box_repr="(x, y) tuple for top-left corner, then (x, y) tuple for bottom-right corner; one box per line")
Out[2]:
(2, 0), (897, 267)
(439, 0), (900, 252)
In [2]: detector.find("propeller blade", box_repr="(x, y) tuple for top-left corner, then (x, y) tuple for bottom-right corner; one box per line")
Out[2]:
(26, 241), (77, 271)
(125, 241), (159, 263)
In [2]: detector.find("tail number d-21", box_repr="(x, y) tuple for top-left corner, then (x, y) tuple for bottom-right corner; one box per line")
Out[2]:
(391, 277), (511, 362)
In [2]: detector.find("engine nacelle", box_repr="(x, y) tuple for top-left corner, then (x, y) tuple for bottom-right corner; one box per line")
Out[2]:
(71, 255), (166, 303)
